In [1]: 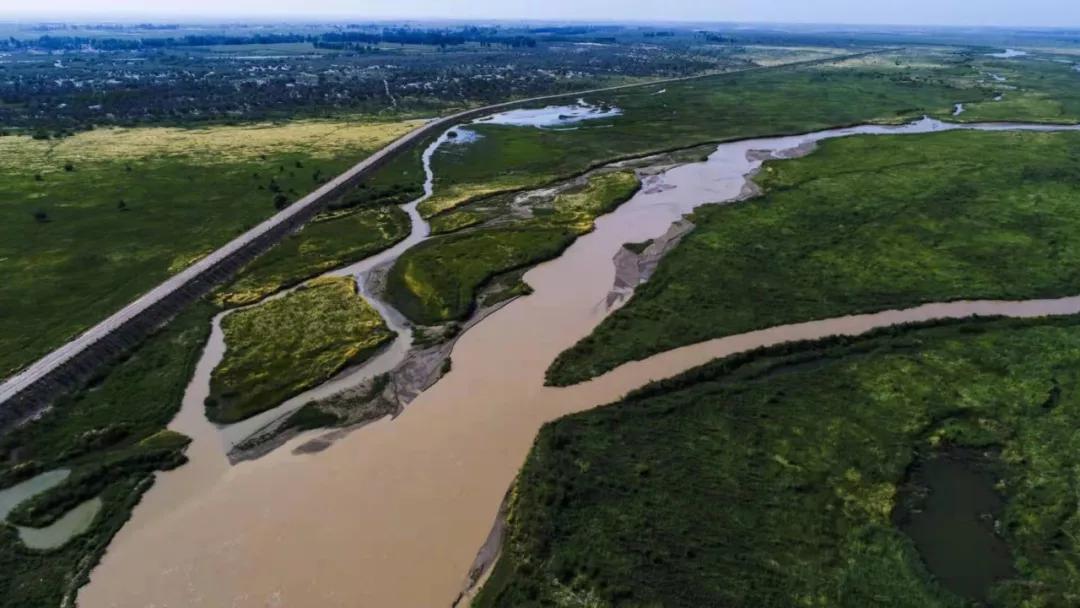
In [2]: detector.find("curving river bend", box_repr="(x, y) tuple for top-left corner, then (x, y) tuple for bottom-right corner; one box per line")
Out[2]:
(80, 116), (1080, 607)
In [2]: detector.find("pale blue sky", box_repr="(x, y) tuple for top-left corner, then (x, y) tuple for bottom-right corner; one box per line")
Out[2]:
(1, 0), (1077, 28)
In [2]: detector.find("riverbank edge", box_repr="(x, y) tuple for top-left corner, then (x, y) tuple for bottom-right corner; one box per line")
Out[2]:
(468, 312), (1080, 606)
(543, 125), (1080, 387)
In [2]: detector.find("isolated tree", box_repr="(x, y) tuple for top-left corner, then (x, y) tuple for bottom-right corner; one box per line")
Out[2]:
(32, 209), (49, 223)
(63, 162), (74, 172)
(117, 200), (128, 211)
(273, 194), (289, 210)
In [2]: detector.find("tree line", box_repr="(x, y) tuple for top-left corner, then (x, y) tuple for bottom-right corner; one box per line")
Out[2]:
(0, 28), (540, 52)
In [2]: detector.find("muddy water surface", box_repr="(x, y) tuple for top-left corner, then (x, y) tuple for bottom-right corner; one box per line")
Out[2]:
(81, 118), (1080, 608)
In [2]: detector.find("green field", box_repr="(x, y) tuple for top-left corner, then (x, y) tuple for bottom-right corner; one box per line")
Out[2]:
(548, 129), (1080, 385)
(215, 205), (410, 307)
(207, 276), (395, 423)
(478, 317), (1080, 607)
(388, 171), (640, 325)
(0, 302), (214, 608)
(0, 118), (422, 377)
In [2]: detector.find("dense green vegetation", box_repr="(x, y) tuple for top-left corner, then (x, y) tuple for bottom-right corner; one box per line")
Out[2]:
(0, 118), (419, 377)
(479, 317), (1080, 607)
(415, 48), (1013, 218)
(388, 171), (640, 324)
(958, 54), (1080, 124)
(0, 303), (214, 608)
(216, 205), (410, 307)
(549, 129), (1080, 385)
(389, 226), (578, 324)
(207, 276), (395, 423)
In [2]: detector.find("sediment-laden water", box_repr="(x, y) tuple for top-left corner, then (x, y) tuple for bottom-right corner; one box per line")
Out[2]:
(80, 117), (1080, 607)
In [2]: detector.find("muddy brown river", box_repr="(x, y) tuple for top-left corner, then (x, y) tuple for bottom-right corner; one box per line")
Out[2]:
(80, 117), (1080, 607)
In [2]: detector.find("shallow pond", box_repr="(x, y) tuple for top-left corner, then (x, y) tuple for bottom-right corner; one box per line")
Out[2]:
(474, 99), (621, 128)
(0, 468), (102, 549)
(0, 469), (69, 520)
(894, 449), (1014, 602)
(987, 49), (1027, 58)
(444, 128), (482, 144)
(19, 497), (103, 550)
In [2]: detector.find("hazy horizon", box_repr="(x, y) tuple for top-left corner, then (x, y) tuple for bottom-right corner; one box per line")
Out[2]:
(2, 0), (1078, 29)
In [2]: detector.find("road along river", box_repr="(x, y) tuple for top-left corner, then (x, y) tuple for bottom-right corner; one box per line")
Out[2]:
(81, 117), (1080, 607)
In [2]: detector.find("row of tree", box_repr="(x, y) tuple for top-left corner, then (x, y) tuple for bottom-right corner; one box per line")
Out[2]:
(0, 28), (540, 52)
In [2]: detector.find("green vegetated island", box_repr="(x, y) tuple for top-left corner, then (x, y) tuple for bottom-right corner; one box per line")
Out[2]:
(387, 171), (641, 325)
(206, 276), (395, 423)
(3, 39), (1080, 608)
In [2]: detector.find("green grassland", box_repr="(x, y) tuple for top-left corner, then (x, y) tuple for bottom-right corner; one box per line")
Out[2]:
(478, 317), (1080, 607)
(958, 54), (1080, 123)
(387, 171), (640, 325)
(215, 205), (410, 307)
(548, 129), (1080, 385)
(206, 276), (395, 423)
(411, 48), (1008, 219)
(0, 302), (214, 608)
(0, 118), (422, 377)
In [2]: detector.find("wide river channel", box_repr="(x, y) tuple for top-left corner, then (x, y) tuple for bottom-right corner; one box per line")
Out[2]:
(81, 116), (1080, 607)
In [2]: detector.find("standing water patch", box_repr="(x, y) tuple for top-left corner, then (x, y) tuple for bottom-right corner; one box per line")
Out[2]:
(475, 99), (621, 128)
(987, 49), (1028, 58)
(893, 448), (1014, 603)
(0, 469), (70, 520)
(0, 469), (102, 549)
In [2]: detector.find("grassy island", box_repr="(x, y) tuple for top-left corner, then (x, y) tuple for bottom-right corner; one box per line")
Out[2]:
(388, 171), (641, 325)
(207, 276), (395, 423)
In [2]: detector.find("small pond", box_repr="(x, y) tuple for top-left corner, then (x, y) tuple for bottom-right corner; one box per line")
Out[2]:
(893, 449), (1014, 603)
(475, 99), (621, 128)
(0, 469), (69, 520)
(0, 469), (102, 549)
(19, 497), (103, 550)
(444, 128), (482, 145)
(987, 49), (1028, 58)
